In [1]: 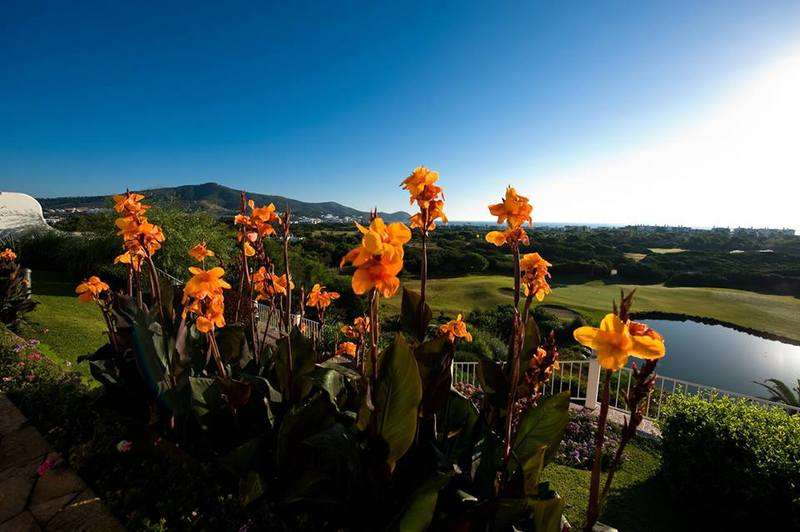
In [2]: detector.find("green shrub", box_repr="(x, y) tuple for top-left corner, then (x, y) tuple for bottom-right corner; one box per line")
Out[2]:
(659, 393), (800, 528)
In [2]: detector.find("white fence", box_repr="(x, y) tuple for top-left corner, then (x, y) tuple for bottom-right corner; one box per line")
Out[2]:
(452, 358), (800, 420)
(256, 303), (322, 340)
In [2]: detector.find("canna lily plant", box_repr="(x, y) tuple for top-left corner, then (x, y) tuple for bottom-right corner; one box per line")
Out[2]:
(65, 177), (666, 532)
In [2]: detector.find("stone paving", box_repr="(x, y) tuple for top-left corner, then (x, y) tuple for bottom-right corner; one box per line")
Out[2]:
(0, 393), (124, 531)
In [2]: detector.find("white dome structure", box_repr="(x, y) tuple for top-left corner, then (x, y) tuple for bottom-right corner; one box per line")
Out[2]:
(0, 191), (50, 239)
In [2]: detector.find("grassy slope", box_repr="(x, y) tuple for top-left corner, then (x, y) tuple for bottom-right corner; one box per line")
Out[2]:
(386, 276), (800, 341)
(543, 441), (678, 531)
(25, 272), (108, 375)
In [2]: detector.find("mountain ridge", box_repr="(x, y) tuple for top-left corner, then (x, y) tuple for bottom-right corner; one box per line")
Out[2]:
(37, 182), (410, 222)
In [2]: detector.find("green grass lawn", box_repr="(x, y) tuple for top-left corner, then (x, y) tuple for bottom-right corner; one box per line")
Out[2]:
(543, 440), (679, 531)
(386, 275), (800, 342)
(23, 271), (108, 376)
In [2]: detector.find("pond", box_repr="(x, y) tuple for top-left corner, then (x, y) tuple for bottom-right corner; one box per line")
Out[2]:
(639, 319), (800, 396)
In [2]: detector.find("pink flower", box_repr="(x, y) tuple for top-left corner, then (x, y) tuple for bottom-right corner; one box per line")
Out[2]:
(116, 440), (133, 453)
(28, 352), (42, 362)
(25, 373), (36, 382)
(17, 361), (25, 367)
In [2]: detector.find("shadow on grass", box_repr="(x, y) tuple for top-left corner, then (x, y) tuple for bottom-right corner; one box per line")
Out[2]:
(601, 471), (682, 531)
(30, 270), (81, 297)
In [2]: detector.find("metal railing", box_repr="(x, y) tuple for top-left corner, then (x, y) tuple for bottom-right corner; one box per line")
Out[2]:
(606, 367), (800, 420)
(452, 358), (800, 421)
(256, 302), (321, 340)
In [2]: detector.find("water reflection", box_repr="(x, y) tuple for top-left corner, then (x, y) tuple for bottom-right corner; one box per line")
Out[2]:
(639, 319), (800, 396)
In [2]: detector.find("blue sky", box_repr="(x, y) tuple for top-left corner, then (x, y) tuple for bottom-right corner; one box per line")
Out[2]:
(2, 1), (800, 228)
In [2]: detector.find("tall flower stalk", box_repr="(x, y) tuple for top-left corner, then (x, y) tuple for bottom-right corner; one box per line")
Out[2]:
(573, 291), (666, 530)
(401, 166), (447, 340)
(484, 186), (535, 467)
(341, 212), (410, 407)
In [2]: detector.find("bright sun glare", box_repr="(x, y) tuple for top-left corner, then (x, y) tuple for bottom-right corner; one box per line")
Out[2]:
(536, 48), (800, 229)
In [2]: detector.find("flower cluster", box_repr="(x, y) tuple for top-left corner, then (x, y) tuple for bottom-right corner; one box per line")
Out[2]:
(182, 251), (230, 333)
(336, 341), (357, 357)
(557, 410), (621, 470)
(525, 345), (560, 393)
(188, 242), (215, 262)
(340, 217), (411, 297)
(402, 166), (447, 233)
(438, 314), (473, 343)
(485, 187), (533, 247)
(519, 252), (552, 301)
(252, 267), (293, 301)
(75, 276), (110, 303)
(337, 316), (370, 360)
(112, 192), (164, 271)
(306, 284), (340, 311)
(234, 200), (280, 257)
(0, 248), (17, 264)
(573, 314), (666, 370)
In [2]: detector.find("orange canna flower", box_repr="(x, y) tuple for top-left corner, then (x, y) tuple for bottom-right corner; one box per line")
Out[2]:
(235, 200), (279, 243)
(628, 321), (664, 341)
(114, 251), (144, 271)
(403, 166), (447, 233)
(340, 217), (410, 297)
(485, 226), (530, 247)
(0, 248), (17, 263)
(341, 316), (370, 339)
(336, 341), (357, 357)
(306, 283), (340, 310)
(488, 186), (533, 228)
(438, 314), (473, 343)
(252, 267), (294, 300)
(520, 252), (552, 301)
(194, 294), (226, 333)
(112, 192), (149, 215)
(349, 254), (404, 297)
(573, 314), (665, 371)
(188, 242), (215, 262)
(183, 266), (231, 301)
(76, 276), (110, 303)
(401, 166), (440, 201)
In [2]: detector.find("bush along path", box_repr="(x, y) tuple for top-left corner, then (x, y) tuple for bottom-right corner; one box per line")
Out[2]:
(0, 392), (124, 531)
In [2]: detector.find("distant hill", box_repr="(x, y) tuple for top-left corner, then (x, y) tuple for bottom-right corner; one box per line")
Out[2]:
(37, 182), (410, 222)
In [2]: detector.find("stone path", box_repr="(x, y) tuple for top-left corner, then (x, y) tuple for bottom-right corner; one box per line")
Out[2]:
(0, 393), (124, 531)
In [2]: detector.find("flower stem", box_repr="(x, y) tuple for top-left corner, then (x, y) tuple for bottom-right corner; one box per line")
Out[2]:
(418, 228), (428, 340)
(585, 371), (612, 532)
(502, 244), (524, 469)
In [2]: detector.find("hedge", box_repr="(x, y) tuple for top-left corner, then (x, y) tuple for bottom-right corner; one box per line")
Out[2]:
(659, 393), (800, 528)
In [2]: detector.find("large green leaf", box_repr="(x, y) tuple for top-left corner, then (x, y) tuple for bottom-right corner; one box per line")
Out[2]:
(530, 492), (565, 532)
(522, 445), (548, 496)
(306, 366), (348, 408)
(520, 317), (541, 369)
(275, 327), (317, 400)
(389, 470), (452, 532)
(276, 392), (338, 470)
(415, 335), (454, 417)
(441, 390), (480, 470)
(130, 310), (168, 386)
(373, 333), (423, 467)
(216, 324), (253, 369)
(510, 391), (570, 471)
(189, 376), (226, 431)
(400, 287), (432, 339)
(493, 498), (531, 529)
(239, 471), (264, 507)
